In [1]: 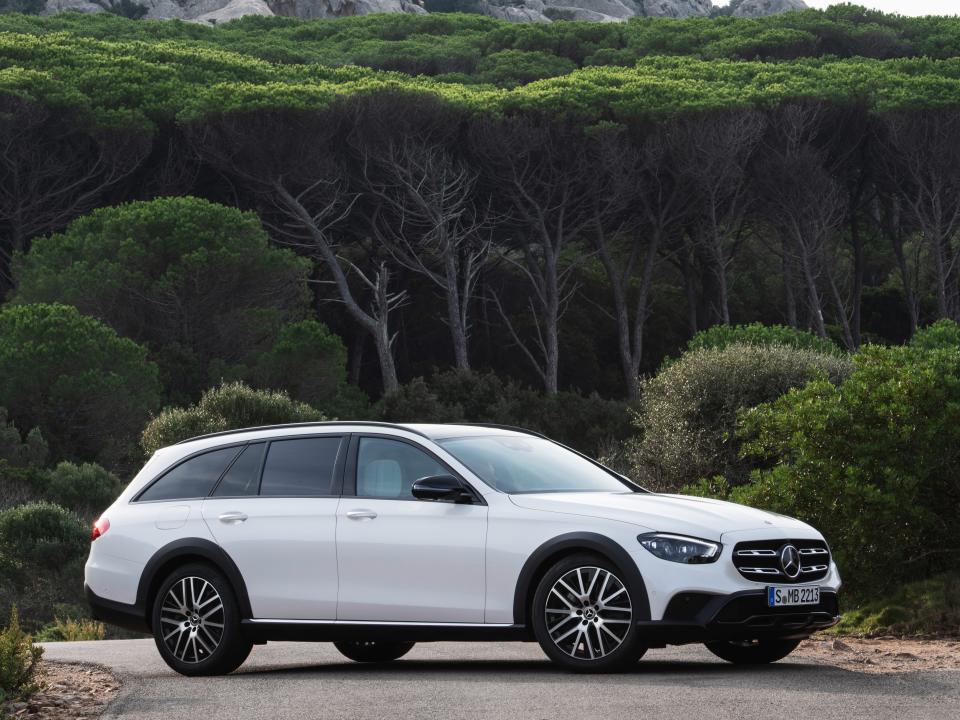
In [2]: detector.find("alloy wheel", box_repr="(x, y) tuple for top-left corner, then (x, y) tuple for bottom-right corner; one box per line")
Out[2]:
(544, 566), (632, 660)
(159, 576), (225, 664)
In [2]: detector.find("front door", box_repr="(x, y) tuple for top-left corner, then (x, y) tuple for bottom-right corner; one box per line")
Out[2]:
(336, 435), (487, 623)
(202, 435), (344, 620)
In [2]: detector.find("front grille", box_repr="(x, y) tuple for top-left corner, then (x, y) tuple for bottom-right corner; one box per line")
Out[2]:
(732, 539), (831, 584)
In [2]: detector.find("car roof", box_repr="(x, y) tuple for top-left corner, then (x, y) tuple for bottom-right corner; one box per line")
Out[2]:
(169, 421), (540, 453)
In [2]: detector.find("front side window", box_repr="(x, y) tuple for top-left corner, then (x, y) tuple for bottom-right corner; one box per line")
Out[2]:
(259, 437), (342, 496)
(356, 437), (448, 500)
(138, 446), (241, 502)
(437, 436), (632, 494)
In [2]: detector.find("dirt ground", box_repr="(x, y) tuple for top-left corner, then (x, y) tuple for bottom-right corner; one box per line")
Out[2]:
(2, 661), (120, 719)
(796, 636), (960, 674)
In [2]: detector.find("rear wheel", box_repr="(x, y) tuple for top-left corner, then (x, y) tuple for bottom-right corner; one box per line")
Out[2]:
(532, 553), (646, 673)
(334, 640), (415, 663)
(151, 563), (252, 676)
(705, 638), (802, 665)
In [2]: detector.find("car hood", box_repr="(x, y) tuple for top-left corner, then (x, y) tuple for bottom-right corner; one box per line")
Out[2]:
(508, 492), (814, 541)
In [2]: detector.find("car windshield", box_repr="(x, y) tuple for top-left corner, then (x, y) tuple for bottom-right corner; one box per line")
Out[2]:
(436, 435), (634, 494)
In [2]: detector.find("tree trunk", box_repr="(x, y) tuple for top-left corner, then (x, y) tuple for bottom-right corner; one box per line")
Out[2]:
(444, 252), (470, 370)
(849, 211), (864, 348)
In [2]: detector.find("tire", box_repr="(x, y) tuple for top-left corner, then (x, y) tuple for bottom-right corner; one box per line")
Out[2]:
(704, 638), (802, 665)
(151, 562), (252, 676)
(334, 640), (416, 663)
(531, 553), (647, 673)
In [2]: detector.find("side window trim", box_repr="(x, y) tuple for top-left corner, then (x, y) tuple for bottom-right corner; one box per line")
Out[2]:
(133, 443), (245, 503)
(345, 433), (485, 505)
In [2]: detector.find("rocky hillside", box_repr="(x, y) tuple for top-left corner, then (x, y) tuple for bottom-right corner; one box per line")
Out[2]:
(41, 0), (808, 25)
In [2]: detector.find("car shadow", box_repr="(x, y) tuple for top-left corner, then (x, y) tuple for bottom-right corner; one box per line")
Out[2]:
(231, 656), (828, 681)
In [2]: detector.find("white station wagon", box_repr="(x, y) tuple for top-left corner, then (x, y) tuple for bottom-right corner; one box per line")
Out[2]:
(85, 422), (841, 675)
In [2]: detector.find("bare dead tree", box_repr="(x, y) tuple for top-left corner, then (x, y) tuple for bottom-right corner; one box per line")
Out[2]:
(470, 118), (598, 395)
(877, 110), (960, 322)
(757, 103), (847, 341)
(673, 109), (766, 325)
(190, 110), (405, 393)
(0, 97), (148, 292)
(870, 193), (921, 335)
(362, 135), (491, 371)
(591, 127), (689, 400)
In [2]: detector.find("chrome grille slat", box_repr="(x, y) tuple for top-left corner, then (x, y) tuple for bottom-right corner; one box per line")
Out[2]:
(732, 539), (831, 584)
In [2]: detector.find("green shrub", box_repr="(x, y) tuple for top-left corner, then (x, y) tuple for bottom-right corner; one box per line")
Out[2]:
(43, 463), (121, 518)
(35, 616), (106, 643)
(380, 370), (632, 456)
(0, 304), (161, 469)
(0, 504), (89, 630)
(684, 322), (843, 357)
(832, 573), (960, 637)
(142, 382), (326, 454)
(476, 50), (578, 87)
(0, 607), (42, 704)
(0, 502), (88, 580)
(0, 409), (46, 471)
(735, 344), (960, 595)
(246, 320), (369, 418)
(911, 319), (960, 350)
(634, 343), (851, 491)
(13, 197), (312, 404)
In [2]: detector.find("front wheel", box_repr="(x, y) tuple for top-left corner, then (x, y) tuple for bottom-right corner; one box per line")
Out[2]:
(532, 553), (647, 673)
(334, 640), (415, 663)
(705, 638), (802, 665)
(151, 563), (252, 676)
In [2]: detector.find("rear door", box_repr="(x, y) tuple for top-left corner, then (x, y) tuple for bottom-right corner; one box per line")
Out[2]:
(335, 434), (488, 623)
(201, 434), (345, 620)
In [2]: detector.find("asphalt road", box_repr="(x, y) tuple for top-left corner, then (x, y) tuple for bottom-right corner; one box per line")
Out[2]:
(42, 639), (960, 720)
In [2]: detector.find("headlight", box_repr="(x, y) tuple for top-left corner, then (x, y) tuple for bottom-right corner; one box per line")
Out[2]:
(638, 533), (722, 564)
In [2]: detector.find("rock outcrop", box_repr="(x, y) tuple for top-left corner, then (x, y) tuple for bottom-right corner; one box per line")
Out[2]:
(640, 0), (711, 18)
(41, 0), (806, 25)
(732, 0), (807, 17)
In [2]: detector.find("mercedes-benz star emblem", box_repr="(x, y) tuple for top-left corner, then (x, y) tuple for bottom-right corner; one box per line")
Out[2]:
(780, 544), (801, 578)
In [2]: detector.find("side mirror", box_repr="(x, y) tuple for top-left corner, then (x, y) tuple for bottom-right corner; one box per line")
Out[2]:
(411, 475), (474, 503)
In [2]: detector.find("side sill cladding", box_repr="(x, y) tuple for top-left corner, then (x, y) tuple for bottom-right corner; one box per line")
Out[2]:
(136, 537), (254, 626)
(512, 532), (651, 628)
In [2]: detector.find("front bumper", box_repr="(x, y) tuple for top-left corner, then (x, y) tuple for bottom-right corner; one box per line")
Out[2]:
(635, 589), (840, 646)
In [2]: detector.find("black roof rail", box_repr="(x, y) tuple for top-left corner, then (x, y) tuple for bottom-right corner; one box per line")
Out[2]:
(174, 421), (429, 446)
(456, 423), (550, 440)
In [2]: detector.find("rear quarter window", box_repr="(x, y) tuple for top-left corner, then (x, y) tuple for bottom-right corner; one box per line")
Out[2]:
(137, 446), (241, 502)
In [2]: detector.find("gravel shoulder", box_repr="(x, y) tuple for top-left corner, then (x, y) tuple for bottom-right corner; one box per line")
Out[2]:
(2, 661), (120, 719)
(797, 636), (960, 674)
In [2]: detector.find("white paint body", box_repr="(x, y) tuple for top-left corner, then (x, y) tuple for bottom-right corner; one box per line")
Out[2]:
(86, 424), (841, 625)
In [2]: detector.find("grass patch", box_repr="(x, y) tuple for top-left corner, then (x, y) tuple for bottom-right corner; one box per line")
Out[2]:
(833, 573), (960, 638)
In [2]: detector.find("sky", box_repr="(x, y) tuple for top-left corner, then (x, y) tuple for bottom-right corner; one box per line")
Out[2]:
(717, 1), (959, 15)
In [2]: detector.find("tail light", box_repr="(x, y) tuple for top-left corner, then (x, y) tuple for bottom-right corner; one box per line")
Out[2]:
(91, 516), (110, 541)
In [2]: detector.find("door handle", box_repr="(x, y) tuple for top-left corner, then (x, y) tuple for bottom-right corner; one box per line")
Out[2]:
(346, 509), (378, 521)
(218, 511), (248, 524)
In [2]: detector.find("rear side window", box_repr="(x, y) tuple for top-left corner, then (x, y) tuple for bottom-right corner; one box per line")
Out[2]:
(138, 446), (241, 502)
(212, 443), (266, 497)
(259, 437), (342, 496)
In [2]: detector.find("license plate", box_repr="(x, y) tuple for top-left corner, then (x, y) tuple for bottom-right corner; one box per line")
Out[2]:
(767, 586), (820, 607)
